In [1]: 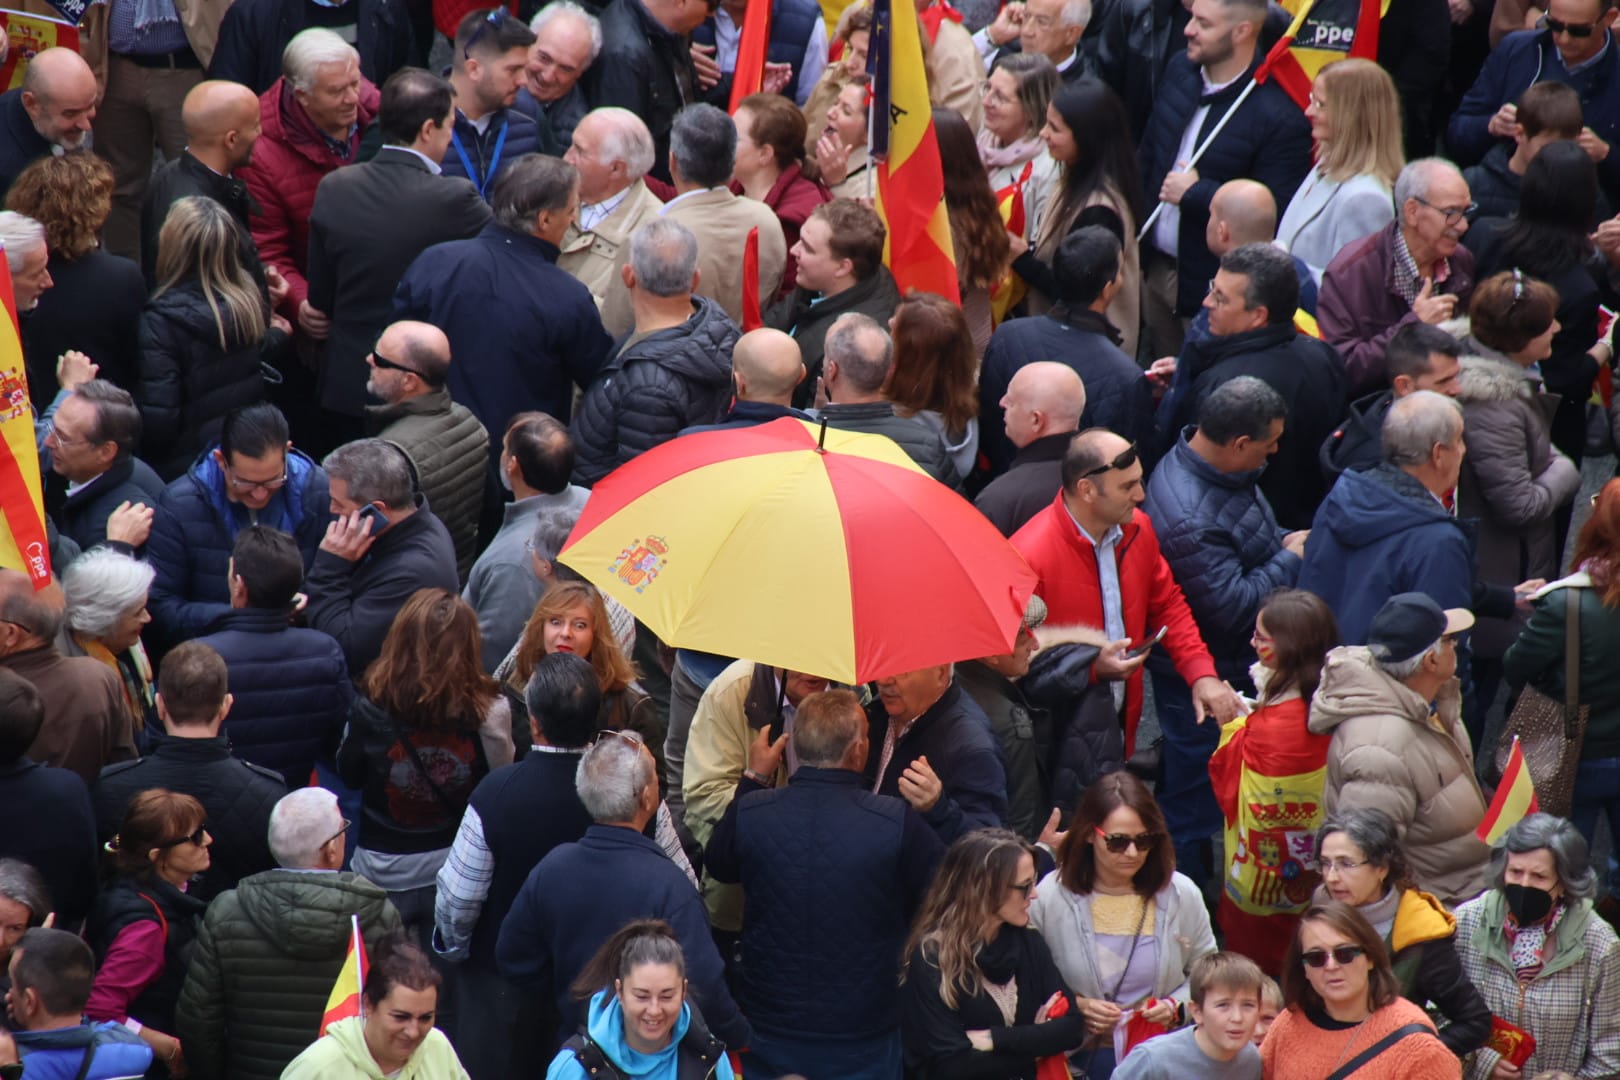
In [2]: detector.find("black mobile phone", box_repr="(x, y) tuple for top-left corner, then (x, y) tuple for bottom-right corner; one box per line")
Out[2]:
(355, 504), (388, 533)
(1124, 625), (1168, 659)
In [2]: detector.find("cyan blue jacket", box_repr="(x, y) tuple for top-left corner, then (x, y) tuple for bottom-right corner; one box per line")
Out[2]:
(497, 824), (751, 1054)
(147, 448), (329, 650)
(545, 991), (735, 1080)
(1297, 463), (1475, 644)
(1143, 428), (1300, 682)
(15, 1021), (152, 1080)
(703, 766), (944, 1040)
(1447, 28), (1620, 198)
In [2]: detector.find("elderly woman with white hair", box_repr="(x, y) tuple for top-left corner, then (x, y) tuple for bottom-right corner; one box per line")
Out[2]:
(61, 546), (156, 736)
(1453, 814), (1620, 1079)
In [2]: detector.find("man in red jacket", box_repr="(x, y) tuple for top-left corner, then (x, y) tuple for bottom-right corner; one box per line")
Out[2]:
(1010, 428), (1243, 760)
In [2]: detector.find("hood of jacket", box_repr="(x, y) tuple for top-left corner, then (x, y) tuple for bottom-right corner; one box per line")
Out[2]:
(258, 77), (381, 168)
(234, 869), (395, 961)
(1321, 388), (1392, 474)
(186, 445), (320, 544)
(582, 988), (694, 1076)
(1307, 644), (1458, 735)
(1390, 886), (1456, 952)
(610, 294), (737, 387)
(1313, 463), (1454, 551)
(1456, 350), (1536, 404)
(319, 1017), (385, 1077)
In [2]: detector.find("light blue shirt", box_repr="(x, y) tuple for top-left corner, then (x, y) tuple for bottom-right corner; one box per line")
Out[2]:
(1065, 505), (1126, 707)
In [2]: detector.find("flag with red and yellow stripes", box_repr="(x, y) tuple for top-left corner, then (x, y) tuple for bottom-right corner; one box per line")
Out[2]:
(866, 0), (958, 302)
(0, 249), (49, 589)
(1477, 736), (1539, 846)
(320, 915), (368, 1036)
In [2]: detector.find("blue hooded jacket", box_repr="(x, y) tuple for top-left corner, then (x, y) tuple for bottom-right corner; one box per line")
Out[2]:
(15, 1021), (152, 1080)
(545, 991), (735, 1080)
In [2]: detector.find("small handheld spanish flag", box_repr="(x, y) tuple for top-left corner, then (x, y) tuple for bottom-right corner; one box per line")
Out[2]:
(1476, 736), (1539, 846)
(320, 915), (368, 1036)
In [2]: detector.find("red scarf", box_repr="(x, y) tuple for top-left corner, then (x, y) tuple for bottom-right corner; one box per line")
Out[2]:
(918, 0), (963, 44)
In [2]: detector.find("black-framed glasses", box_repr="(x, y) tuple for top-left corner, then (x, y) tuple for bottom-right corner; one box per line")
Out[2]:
(1539, 13), (1597, 35)
(1414, 197), (1477, 225)
(223, 461), (288, 494)
(1301, 945), (1365, 968)
(160, 824), (209, 850)
(1008, 877), (1037, 897)
(1078, 442), (1139, 480)
(369, 348), (438, 384)
(462, 7), (505, 59)
(325, 818), (352, 848)
(1094, 827), (1159, 854)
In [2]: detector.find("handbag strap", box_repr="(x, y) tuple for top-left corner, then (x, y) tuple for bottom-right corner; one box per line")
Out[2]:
(1564, 586), (1583, 734)
(1323, 1023), (1432, 1080)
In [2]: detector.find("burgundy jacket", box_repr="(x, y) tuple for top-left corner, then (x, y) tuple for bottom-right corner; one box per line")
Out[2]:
(240, 78), (381, 322)
(731, 163), (830, 298)
(1317, 221), (1475, 397)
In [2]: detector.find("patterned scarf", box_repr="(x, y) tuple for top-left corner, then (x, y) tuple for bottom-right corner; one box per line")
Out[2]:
(1503, 899), (1566, 985)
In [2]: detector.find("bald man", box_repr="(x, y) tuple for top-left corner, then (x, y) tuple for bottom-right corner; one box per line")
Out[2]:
(141, 80), (269, 286)
(682, 328), (812, 435)
(0, 48), (96, 194)
(364, 319), (490, 579)
(0, 570), (135, 784)
(1183, 179), (1318, 344)
(975, 362), (1086, 536)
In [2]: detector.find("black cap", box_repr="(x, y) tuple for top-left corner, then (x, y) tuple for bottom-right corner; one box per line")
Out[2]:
(1366, 592), (1474, 664)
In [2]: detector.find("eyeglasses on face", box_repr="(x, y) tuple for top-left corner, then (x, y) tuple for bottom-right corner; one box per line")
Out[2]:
(369, 348), (435, 383)
(1008, 877), (1037, 898)
(223, 462), (288, 494)
(596, 728), (645, 748)
(1078, 442), (1139, 480)
(1301, 945), (1365, 968)
(1414, 196), (1477, 225)
(325, 818), (353, 849)
(1539, 13), (1597, 35)
(1094, 827), (1159, 854)
(1319, 857), (1369, 875)
(160, 824), (209, 849)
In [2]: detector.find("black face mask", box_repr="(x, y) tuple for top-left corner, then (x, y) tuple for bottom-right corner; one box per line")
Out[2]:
(1503, 883), (1555, 925)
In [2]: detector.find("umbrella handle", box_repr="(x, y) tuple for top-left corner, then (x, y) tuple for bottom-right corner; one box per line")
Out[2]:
(817, 416), (829, 452)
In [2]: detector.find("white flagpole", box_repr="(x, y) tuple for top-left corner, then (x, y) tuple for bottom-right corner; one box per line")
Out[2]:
(1137, 76), (1262, 242)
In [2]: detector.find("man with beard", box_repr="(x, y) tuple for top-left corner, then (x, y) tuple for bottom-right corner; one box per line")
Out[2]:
(0, 49), (96, 196)
(442, 8), (539, 199)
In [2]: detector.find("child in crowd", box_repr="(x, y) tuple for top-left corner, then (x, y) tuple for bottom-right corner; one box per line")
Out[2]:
(1113, 952), (1265, 1079)
(1253, 976), (1283, 1048)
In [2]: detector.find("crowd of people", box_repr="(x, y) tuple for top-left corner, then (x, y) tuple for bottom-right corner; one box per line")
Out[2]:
(0, 0), (1618, 1074)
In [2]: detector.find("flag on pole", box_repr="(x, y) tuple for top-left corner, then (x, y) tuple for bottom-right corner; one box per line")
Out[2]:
(741, 226), (763, 331)
(320, 915), (368, 1035)
(728, 0), (773, 111)
(1476, 736), (1539, 846)
(0, 250), (49, 590)
(0, 7), (83, 72)
(865, 0), (958, 302)
(1254, 0), (1383, 109)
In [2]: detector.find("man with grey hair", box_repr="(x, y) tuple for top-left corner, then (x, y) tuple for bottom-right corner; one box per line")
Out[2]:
(396, 152), (611, 445)
(175, 786), (402, 1080)
(559, 107), (664, 338)
(516, 1), (600, 154)
(1300, 389), (1478, 648)
(362, 320), (488, 581)
(497, 729), (751, 1055)
(0, 48), (95, 195)
(818, 312), (958, 485)
(1310, 591), (1489, 905)
(704, 688), (944, 1076)
(1319, 158), (1477, 395)
(305, 437), (458, 674)
(238, 29), (378, 331)
(660, 103), (787, 327)
(0, 212), (51, 312)
(571, 218), (740, 486)
(207, 0), (414, 95)
(45, 379), (165, 554)
(975, 0), (1093, 82)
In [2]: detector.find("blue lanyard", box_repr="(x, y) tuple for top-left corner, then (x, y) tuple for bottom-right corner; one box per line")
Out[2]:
(450, 117), (508, 198)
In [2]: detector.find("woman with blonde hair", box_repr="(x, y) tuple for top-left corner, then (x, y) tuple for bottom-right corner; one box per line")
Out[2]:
(814, 75), (873, 199)
(800, 6), (872, 157)
(901, 829), (1087, 1078)
(6, 152), (145, 395)
(137, 196), (287, 479)
(339, 588), (512, 947)
(1277, 59), (1404, 283)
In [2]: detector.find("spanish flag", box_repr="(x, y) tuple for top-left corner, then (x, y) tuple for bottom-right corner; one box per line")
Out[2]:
(320, 915), (368, 1036)
(0, 250), (49, 590)
(1254, 0), (1382, 110)
(866, 0), (958, 302)
(0, 11), (82, 93)
(728, 0), (772, 110)
(1477, 736), (1539, 846)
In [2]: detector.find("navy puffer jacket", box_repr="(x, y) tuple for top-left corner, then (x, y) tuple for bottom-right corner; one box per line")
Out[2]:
(1142, 428), (1300, 682)
(571, 296), (740, 485)
(147, 450), (330, 650)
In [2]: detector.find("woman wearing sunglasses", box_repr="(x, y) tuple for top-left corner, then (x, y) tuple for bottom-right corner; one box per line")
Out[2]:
(1313, 809), (1491, 1056)
(1261, 900), (1458, 1078)
(1028, 771), (1215, 1079)
(901, 829), (1086, 1079)
(84, 789), (212, 1077)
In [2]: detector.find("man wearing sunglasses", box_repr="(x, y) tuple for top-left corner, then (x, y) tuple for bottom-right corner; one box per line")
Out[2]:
(442, 8), (539, 199)
(1011, 428), (1245, 763)
(9, 929), (154, 1079)
(1447, 0), (1620, 207)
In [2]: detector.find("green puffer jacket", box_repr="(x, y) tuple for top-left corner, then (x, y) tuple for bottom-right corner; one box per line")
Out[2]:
(173, 869), (402, 1080)
(366, 387), (490, 581)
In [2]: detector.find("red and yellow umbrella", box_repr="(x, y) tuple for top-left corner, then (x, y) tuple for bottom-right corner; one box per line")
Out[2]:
(559, 417), (1038, 684)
